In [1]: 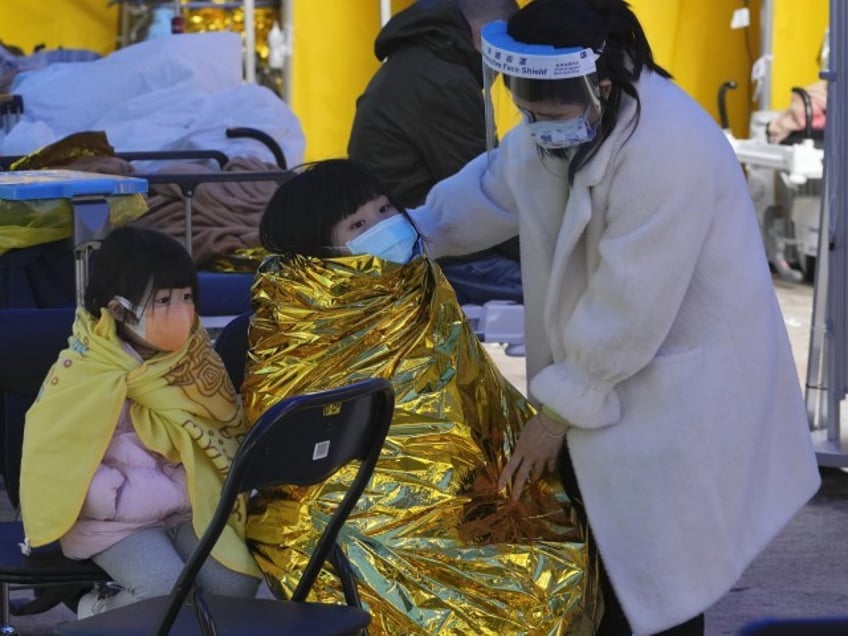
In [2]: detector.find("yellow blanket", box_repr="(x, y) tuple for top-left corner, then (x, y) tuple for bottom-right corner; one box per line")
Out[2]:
(243, 254), (600, 635)
(20, 308), (260, 577)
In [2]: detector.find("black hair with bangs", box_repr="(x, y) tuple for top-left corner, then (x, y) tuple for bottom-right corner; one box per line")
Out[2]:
(259, 159), (409, 258)
(83, 226), (198, 317)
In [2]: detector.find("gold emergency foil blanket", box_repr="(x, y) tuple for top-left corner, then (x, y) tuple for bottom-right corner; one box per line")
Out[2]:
(183, 4), (279, 63)
(207, 246), (269, 273)
(243, 255), (600, 635)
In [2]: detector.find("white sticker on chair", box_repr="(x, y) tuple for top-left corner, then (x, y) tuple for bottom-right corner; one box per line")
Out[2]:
(313, 440), (330, 460)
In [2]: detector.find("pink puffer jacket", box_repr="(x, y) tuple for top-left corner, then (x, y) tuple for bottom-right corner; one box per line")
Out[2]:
(60, 400), (191, 559)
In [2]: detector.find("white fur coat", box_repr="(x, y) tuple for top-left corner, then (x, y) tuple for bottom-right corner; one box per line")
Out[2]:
(413, 71), (821, 635)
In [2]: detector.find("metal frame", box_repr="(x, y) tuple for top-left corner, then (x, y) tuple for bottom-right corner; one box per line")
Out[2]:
(805, 0), (848, 466)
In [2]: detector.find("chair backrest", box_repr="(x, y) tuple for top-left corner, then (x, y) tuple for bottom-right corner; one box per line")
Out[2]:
(196, 272), (253, 319)
(156, 376), (395, 634)
(212, 311), (251, 391)
(0, 308), (75, 508)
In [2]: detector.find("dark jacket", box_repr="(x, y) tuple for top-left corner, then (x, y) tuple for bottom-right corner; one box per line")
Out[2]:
(348, 0), (519, 261)
(348, 0), (484, 209)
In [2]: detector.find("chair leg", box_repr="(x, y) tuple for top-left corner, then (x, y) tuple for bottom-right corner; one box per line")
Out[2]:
(329, 546), (369, 636)
(330, 544), (362, 609)
(0, 582), (19, 635)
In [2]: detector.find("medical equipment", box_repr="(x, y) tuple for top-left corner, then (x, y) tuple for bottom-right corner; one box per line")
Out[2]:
(721, 83), (825, 282)
(463, 301), (525, 356)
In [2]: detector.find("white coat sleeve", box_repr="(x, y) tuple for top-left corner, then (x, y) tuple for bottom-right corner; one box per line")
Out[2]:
(530, 127), (737, 429)
(410, 148), (520, 259)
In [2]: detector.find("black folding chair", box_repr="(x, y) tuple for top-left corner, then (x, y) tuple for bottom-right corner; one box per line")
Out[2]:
(0, 308), (110, 632)
(212, 311), (252, 392)
(213, 310), (369, 611)
(55, 376), (394, 636)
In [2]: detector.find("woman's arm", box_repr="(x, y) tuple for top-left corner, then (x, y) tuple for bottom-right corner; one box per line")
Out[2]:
(410, 144), (520, 259)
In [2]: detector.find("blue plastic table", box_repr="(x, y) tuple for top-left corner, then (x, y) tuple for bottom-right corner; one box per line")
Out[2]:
(0, 170), (148, 305)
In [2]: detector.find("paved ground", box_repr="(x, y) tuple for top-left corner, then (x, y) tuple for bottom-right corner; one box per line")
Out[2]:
(4, 277), (847, 635)
(705, 277), (848, 634)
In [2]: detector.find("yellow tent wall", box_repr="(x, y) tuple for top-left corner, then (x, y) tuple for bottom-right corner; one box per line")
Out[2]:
(0, 0), (118, 56)
(610, 0), (829, 128)
(289, 0), (413, 161)
(630, 0), (762, 138)
(769, 0), (829, 111)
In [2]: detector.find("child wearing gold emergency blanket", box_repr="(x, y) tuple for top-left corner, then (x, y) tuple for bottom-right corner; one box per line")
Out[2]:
(243, 160), (600, 635)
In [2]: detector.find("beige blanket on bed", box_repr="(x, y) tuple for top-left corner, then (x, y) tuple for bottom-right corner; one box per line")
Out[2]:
(131, 156), (285, 265)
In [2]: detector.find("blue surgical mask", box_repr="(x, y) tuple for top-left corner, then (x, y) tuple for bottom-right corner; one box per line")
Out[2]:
(527, 112), (597, 149)
(345, 214), (419, 264)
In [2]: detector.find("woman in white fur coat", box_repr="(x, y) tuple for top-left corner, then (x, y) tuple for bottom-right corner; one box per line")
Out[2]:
(410, 1), (821, 634)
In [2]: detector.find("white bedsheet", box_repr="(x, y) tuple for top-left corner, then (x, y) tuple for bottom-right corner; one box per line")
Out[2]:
(1, 32), (305, 168)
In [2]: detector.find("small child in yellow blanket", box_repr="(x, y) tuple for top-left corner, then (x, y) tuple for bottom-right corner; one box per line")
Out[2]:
(19, 227), (260, 619)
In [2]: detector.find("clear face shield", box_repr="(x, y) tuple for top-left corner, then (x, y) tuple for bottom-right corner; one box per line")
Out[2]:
(481, 21), (603, 160)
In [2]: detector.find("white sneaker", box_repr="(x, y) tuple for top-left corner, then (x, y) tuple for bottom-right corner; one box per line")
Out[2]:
(76, 583), (122, 619)
(76, 589), (100, 620)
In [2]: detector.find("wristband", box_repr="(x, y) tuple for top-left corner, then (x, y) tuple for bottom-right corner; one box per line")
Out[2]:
(536, 413), (567, 439)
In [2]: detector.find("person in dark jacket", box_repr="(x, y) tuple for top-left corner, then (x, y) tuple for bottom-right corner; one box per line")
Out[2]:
(348, 0), (522, 306)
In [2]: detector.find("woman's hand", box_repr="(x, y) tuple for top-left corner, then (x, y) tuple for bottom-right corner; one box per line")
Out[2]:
(498, 412), (566, 501)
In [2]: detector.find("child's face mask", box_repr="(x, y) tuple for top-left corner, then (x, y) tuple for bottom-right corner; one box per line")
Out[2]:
(344, 213), (419, 264)
(114, 287), (195, 352)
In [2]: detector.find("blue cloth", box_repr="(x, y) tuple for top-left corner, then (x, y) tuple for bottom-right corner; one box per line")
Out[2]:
(0, 241), (75, 309)
(197, 271), (253, 317)
(438, 251), (523, 305)
(0, 307), (76, 508)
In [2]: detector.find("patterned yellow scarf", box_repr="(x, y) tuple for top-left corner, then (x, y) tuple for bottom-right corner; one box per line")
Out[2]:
(20, 308), (259, 577)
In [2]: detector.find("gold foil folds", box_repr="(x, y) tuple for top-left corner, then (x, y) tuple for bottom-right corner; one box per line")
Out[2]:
(243, 255), (600, 635)
(182, 2), (279, 63)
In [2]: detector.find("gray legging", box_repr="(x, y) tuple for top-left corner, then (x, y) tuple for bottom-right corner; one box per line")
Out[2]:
(90, 521), (259, 614)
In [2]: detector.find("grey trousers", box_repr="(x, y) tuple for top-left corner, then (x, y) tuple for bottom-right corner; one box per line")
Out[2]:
(89, 521), (260, 614)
